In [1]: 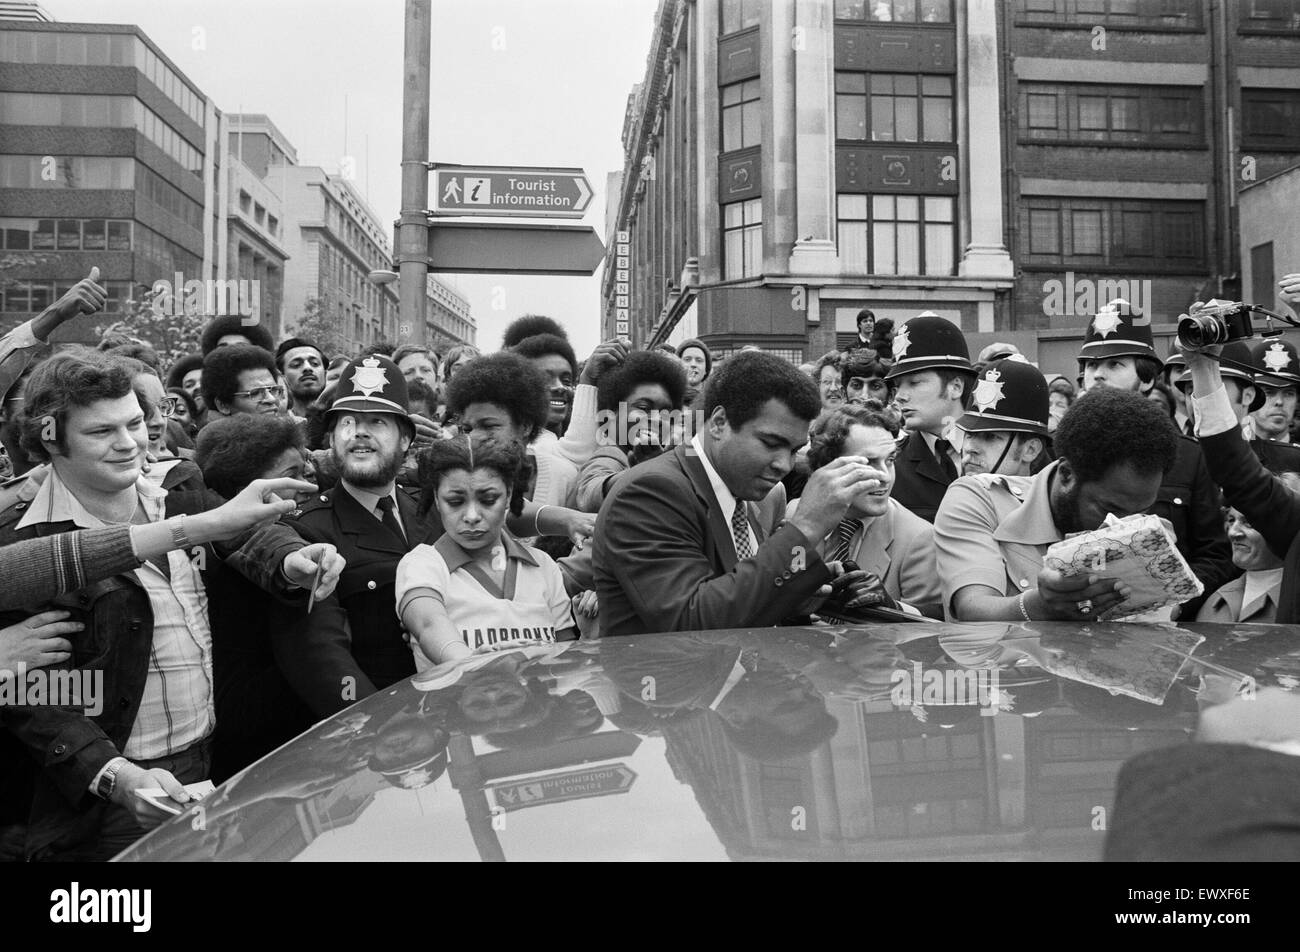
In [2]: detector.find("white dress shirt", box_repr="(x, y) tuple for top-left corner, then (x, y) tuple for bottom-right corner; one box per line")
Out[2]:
(690, 434), (756, 558)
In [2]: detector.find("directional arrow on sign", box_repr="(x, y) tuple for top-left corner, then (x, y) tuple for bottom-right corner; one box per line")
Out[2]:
(486, 763), (637, 813)
(431, 164), (593, 219)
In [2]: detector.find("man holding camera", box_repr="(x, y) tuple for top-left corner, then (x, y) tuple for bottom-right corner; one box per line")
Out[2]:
(1077, 301), (1234, 613)
(1177, 281), (1300, 626)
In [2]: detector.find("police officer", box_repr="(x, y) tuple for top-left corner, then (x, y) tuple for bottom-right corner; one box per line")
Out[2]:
(271, 354), (430, 716)
(1172, 340), (1300, 472)
(885, 312), (975, 522)
(1249, 337), (1300, 446)
(955, 356), (1050, 479)
(1078, 299), (1233, 613)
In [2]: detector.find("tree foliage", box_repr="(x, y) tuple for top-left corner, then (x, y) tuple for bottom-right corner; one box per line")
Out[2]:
(94, 286), (208, 372)
(288, 297), (354, 359)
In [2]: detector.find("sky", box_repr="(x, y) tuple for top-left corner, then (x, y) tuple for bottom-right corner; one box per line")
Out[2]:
(47, 0), (662, 356)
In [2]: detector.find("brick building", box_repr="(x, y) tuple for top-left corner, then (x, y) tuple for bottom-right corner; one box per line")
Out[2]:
(604, 0), (1300, 375)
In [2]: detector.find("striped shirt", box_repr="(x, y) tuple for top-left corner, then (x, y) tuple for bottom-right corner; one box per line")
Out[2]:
(16, 467), (213, 759)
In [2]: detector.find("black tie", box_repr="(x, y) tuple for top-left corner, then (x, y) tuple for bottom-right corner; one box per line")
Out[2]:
(376, 496), (407, 546)
(934, 438), (958, 482)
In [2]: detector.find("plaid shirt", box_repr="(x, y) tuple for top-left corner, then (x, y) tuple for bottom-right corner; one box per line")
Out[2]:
(16, 468), (214, 759)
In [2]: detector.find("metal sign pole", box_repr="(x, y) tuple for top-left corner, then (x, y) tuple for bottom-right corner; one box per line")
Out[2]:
(398, 0), (431, 346)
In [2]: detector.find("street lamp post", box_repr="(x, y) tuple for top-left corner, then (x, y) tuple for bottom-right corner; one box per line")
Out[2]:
(398, 0), (431, 346)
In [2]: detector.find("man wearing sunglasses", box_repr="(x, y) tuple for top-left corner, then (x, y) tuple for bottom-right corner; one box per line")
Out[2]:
(201, 344), (287, 419)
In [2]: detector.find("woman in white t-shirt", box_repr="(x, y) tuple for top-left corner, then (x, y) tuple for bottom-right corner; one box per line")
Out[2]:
(396, 437), (576, 670)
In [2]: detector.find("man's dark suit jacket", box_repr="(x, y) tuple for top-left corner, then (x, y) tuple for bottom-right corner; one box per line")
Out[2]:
(1154, 435), (1234, 615)
(891, 432), (952, 524)
(270, 484), (438, 718)
(593, 443), (832, 636)
(1201, 426), (1300, 624)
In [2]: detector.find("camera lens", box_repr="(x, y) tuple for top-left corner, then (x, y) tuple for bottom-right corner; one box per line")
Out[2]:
(1177, 314), (1225, 349)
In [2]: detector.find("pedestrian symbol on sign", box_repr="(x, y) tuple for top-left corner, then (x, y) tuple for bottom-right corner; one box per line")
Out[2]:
(464, 176), (491, 205)
(442, 178), (462, 203)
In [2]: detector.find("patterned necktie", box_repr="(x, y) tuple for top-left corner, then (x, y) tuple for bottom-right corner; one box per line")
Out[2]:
(934, 437), (959, 482)
(376, 495), (407, 546)
(731, 499), (753, 561)
(829, 518), (863, 564)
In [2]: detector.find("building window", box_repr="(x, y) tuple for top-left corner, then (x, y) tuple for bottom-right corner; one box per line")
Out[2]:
(837, 74), (953, 143)
(837, 194), (954, 275)
(0, 155), (135, 190)
(56, 220), (81, 251)
(723, 198), (763, 278)
(721, 79), (762, 152)
(835, 74), (868, 140)
(720, 0), (762, 34)
(1022, 199), (1205, 270)
(1242, 89), (1300, 150)
(1017, 0), (1203, 29)
(1029, 208), (1061, 254)
(1240, 0), (1300, 32)
(1019, 83), (1204, 145)
(835, 0), (952, 21)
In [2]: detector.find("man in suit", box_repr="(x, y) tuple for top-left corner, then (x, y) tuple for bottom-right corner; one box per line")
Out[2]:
(1181, 305), (1300, 625)
(594, 351), (884, 637)
(269, 355), (436, 718)
(1078, 300), (1234, 611)
(795, 402), (942, 618)
(885, 312), (976, 523)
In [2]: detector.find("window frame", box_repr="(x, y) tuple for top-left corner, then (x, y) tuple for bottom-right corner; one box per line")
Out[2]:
(836, 193), (956, 276)
(722, 197), (763, 279)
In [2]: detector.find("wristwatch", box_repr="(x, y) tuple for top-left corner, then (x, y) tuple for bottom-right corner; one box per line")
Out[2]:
(95, 756), (129, 801)
(170, 514), (192, 551)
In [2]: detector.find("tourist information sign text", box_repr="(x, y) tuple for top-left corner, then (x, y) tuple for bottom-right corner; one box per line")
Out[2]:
(432, 164), (593, 218)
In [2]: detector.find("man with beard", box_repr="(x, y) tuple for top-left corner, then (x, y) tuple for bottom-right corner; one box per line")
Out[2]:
(276, 338), (326, 418)
(934, 387), (1178, 621)
(269, 355), (427, 714)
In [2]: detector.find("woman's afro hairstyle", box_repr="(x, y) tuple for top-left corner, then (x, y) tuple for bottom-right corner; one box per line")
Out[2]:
(445, 352), (550, 443)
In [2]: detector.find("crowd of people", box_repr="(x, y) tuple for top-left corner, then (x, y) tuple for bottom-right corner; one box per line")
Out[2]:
(1, 268), (1299, 862)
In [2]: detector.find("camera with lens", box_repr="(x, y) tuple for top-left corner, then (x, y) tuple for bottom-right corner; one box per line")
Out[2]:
(1177, 301), (1255, 348)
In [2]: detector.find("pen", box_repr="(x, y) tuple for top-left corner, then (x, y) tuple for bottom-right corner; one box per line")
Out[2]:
(306, 562), (325, 613)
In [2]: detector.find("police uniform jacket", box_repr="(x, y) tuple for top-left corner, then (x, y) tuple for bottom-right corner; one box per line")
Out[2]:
(933, 468), (1046, 619)
(271, 483), (437, 718)
(891, 431), (955, 524)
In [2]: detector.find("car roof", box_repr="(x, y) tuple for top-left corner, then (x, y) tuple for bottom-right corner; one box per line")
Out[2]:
(114, 620), (1297, 862)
